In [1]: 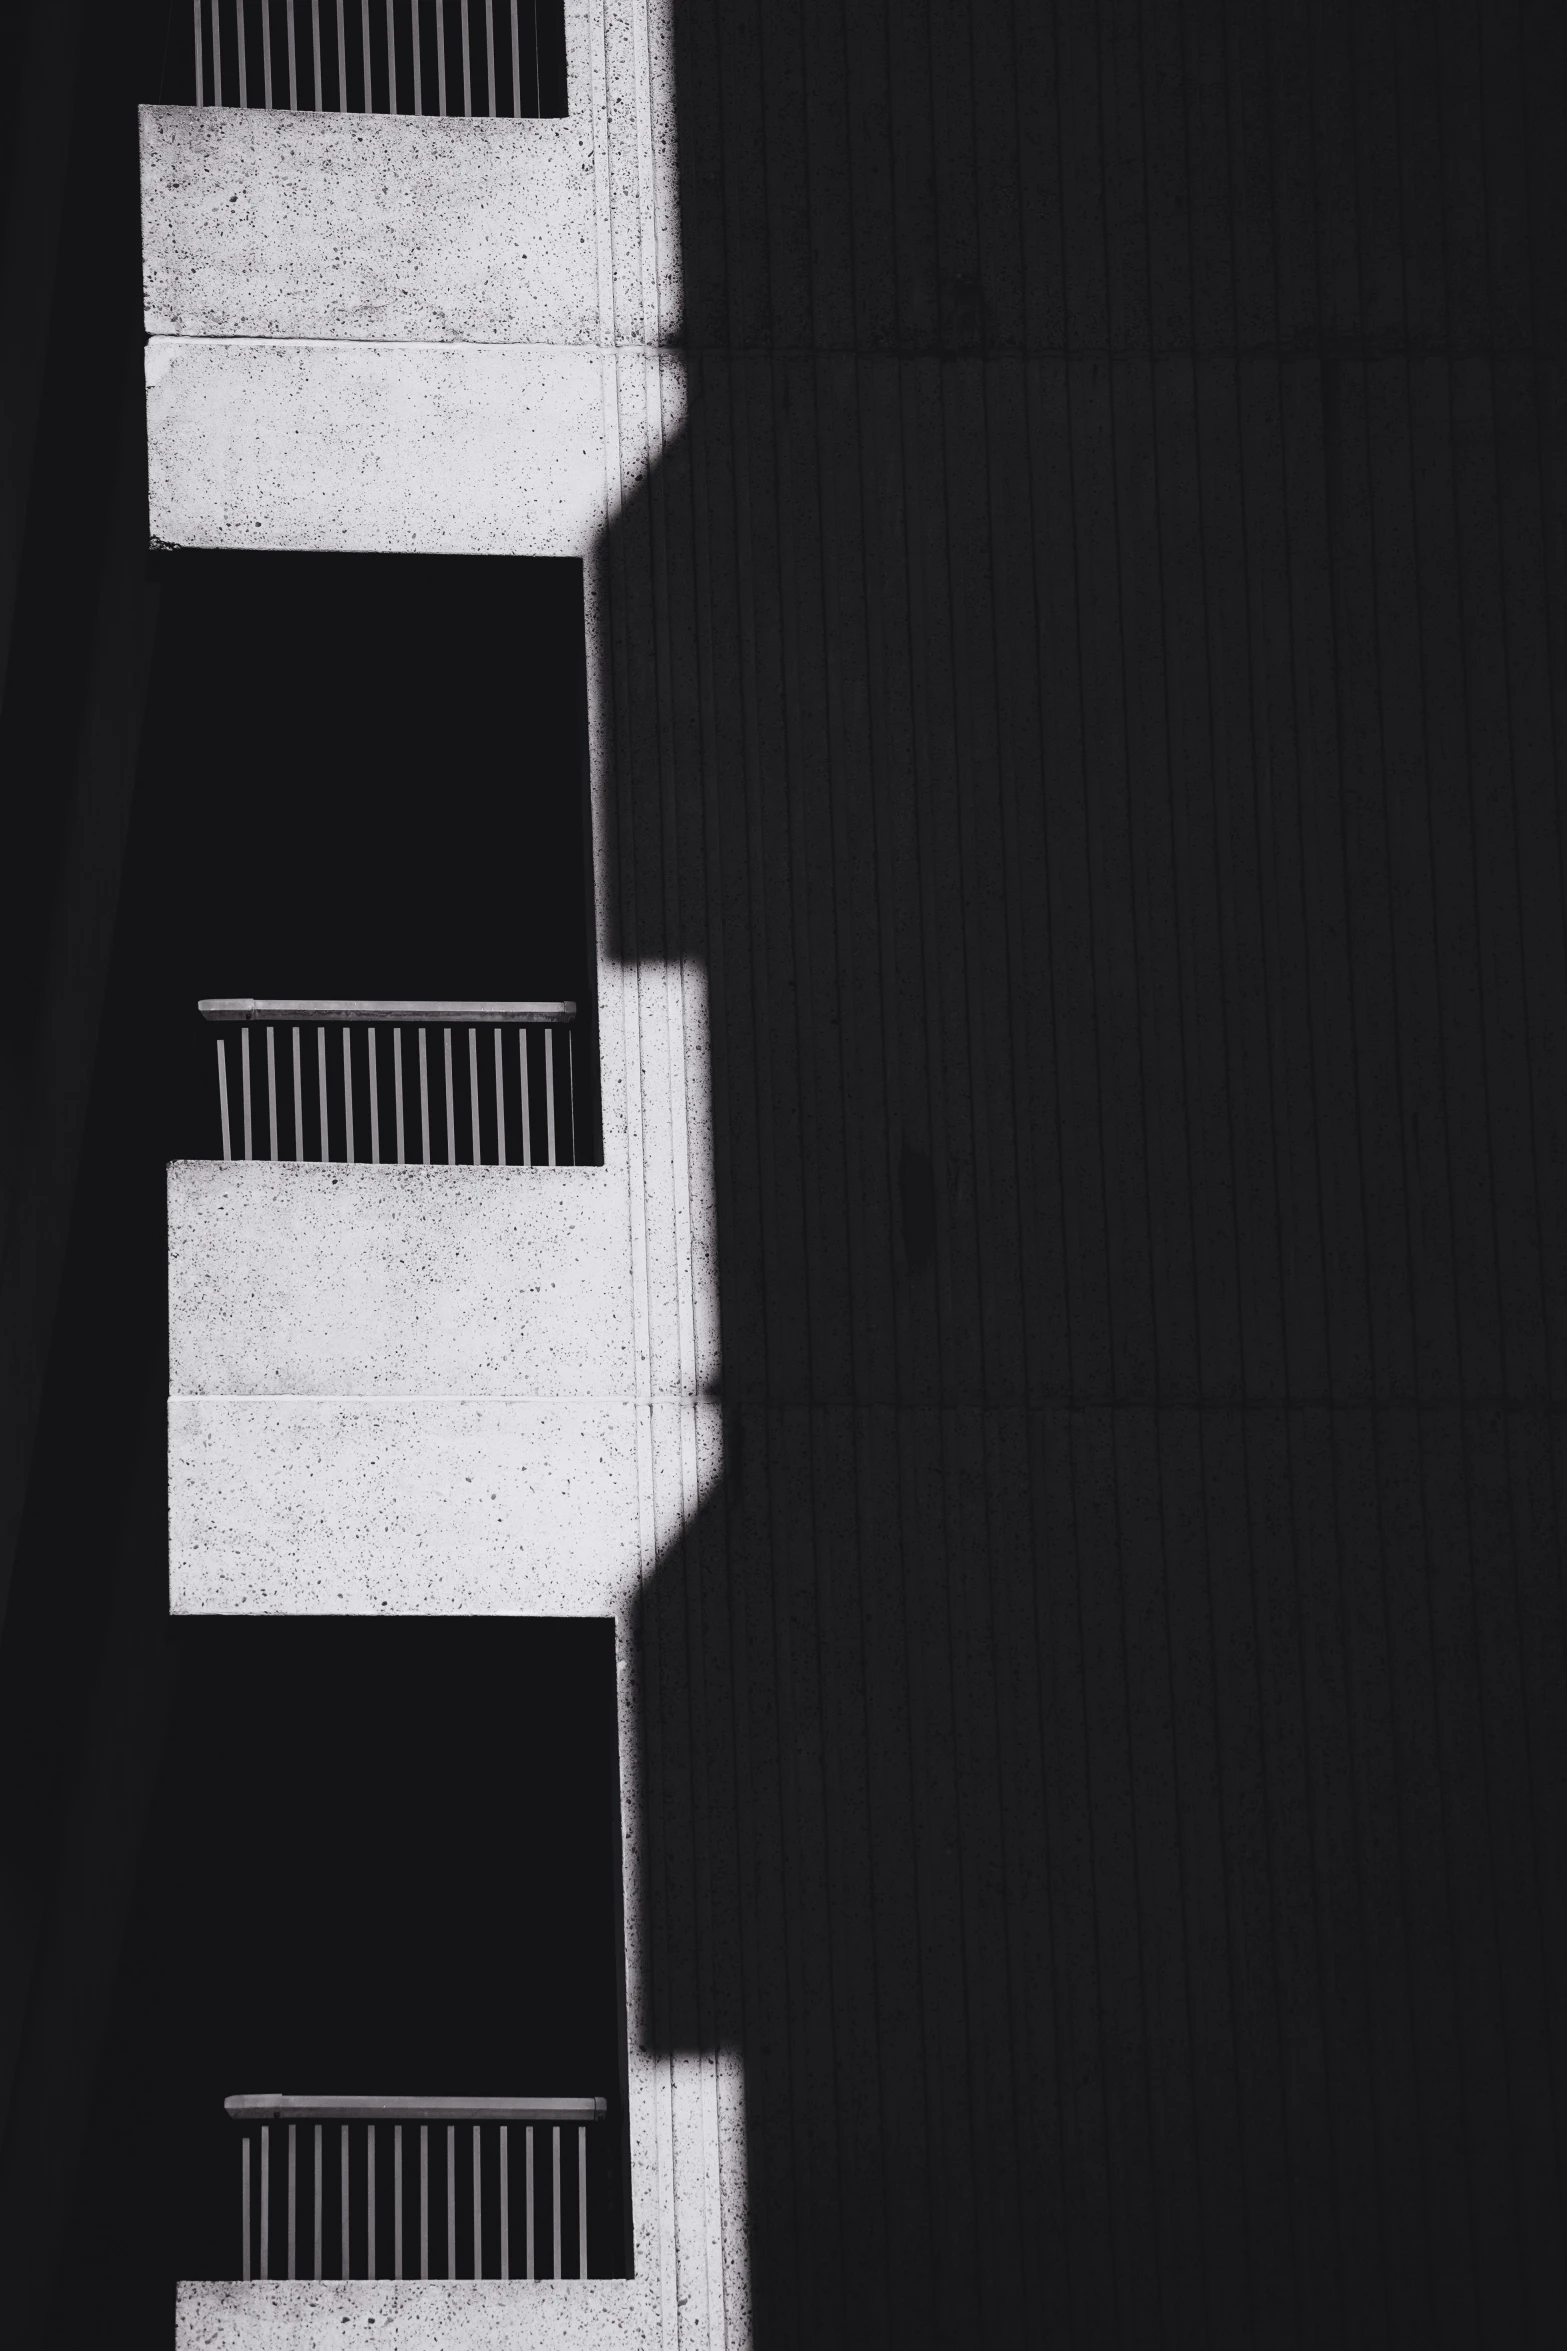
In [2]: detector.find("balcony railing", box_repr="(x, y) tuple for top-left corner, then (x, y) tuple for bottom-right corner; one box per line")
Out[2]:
(227, 2094), (607, 2281)
(189, 0), (564, 119)
(200, 999), (578, 1167)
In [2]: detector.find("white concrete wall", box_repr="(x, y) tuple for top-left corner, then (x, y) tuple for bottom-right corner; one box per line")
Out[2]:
(141, 109), (599, 345)
(169, 1164), (635, 1397)
(153, 0), (740, 2335)
(139, 0), (685, 557)
(177, 2279), (661, 2350)
(139, 90), (620, 556)
(144, 338), (610, 556)
(166, 1152), (716, 1618)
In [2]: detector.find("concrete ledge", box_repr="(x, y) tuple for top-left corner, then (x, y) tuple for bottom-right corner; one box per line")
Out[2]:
(146, 339), (607, 555)
(177, 2278), (659, 2351)
(168, 1395), (662, 1614)
(168, 1162), (634, 1399)
(141, 106), (598, 346)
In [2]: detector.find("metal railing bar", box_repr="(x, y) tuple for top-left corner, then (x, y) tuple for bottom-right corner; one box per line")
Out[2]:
(500, 2123), (509, 2280)
(187, 0), (563, 121)
(288, 2121), (297, 2276)
(242, 2133), (251, 2279)
(340, 2123), (349, 2279)
(578, 2124), (587, 2277)
(551, 2123), (561, 2280)
(207, 1004), (578, 1167)
(368, 2121), (376, 2278)
(394, 1029), (406, 1163)
(472, 2123), (482, 2277)
(420, 2122), (429, 2279)
(200, 998), (576, 1026)
(526, 2124), (534, 2279)
(395, 2123), (404, 2278)
(446, 2122), (455, 2279)
(227, 2094), (608, 2125)
(261, 2120), (270, 2277)
(315, 2122), (323, 2278)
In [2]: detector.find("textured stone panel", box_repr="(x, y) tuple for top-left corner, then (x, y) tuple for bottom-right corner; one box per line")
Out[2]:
(145, 338), (607, 555)
(168, 1162), (634, 1399)
(176, 2279), (660, 2351)
(140, 107), (598, 346)
(167, 1395), (660, 1615)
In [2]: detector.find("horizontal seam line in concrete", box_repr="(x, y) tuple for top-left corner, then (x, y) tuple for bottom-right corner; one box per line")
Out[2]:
(165, 1392), (1567, 1410)
(141, 333), (1567, 360)
(143, 332), (678, 352)
(167, 1392), (704, 1402)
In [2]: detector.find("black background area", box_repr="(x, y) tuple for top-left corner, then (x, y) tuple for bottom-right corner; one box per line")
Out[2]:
(66, 1618), (626, 2305)
(137, 550), (597, 1164)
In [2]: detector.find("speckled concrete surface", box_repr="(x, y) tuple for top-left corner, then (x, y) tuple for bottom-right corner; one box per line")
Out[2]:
(166, 964), (717, 1617)
(167, 1395), (724, 1617)
(176, 2280), (661, 2351)
(168, 1163), (634, 1399)
(141, 108), (597, 346)
(145, 338), (611, 557)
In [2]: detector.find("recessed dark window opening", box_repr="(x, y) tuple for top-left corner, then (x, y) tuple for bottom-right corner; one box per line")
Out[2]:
(59, 1617), (630, 2320)
(136, 550), (601, 1166)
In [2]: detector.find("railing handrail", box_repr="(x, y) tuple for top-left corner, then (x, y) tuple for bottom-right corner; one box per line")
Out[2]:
(199, 999), (576, 1026)
(225, 2093), (606, 2125)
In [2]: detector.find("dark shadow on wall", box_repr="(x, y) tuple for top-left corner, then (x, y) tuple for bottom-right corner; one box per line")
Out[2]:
(598, 4), (1567, 2345)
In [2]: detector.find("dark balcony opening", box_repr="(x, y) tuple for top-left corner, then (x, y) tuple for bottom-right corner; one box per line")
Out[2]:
(158, 0), (570, 119)
(136, 549), (601, 1164)
(61, 1617), (629, 2316)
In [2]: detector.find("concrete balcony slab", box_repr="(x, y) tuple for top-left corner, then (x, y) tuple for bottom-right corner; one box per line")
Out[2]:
(141, 106), (598, 348)
(177, 2279), (660, 2351)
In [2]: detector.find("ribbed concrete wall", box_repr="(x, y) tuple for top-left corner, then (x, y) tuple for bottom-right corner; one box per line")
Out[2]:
(604, 2), (1567, 2345)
